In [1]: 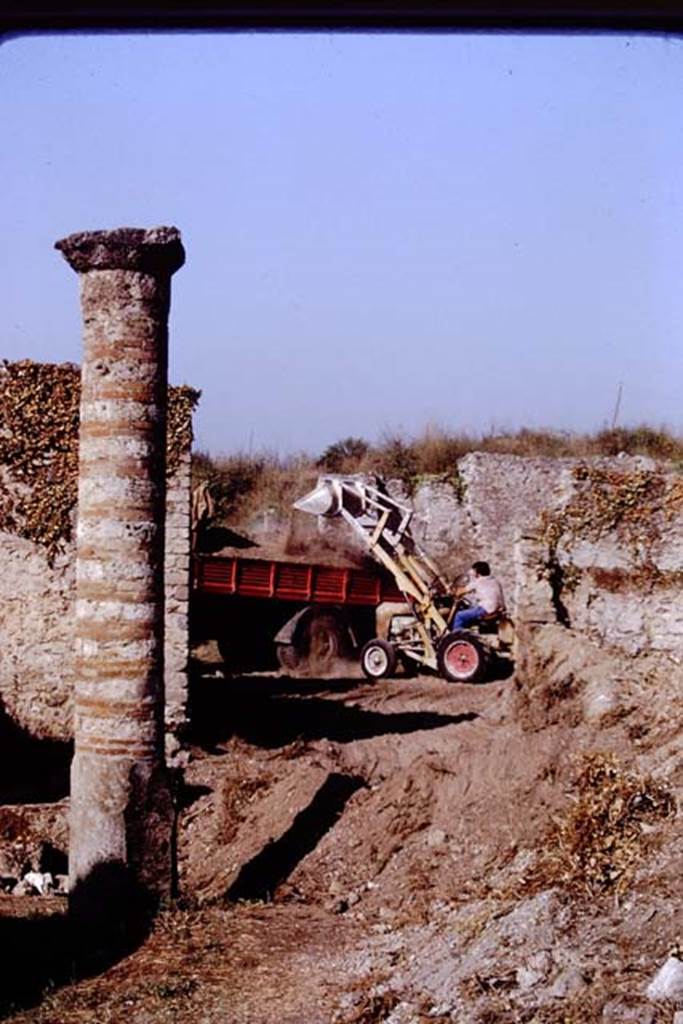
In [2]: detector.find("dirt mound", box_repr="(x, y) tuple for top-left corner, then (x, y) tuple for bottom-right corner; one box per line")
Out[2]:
(3, 625), (681, 1023)
(199, 515), (372, 570)
(173, 626), (681, 1022)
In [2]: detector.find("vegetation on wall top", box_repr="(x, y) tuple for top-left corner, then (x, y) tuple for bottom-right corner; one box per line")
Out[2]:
(541, 462), (683, 566)
(535, 461), (683, 622)
(541, 463), (676, 560)
(0, 360), (199, 559)
(194, 424), (682, 529)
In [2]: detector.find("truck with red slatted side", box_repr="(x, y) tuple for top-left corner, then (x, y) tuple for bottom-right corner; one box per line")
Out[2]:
(191, 550), (404, 673)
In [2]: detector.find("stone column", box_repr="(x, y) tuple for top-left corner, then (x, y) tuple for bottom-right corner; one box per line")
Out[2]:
(55, 227), (185, 918)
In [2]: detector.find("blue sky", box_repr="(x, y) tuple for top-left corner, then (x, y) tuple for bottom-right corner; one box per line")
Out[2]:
(1, 32), (682, 454)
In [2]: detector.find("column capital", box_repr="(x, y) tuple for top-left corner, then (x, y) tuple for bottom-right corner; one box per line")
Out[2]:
(55, 226), (185, 275)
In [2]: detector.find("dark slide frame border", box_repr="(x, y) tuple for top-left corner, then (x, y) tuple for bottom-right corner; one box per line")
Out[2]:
(3, 2), (683, 33)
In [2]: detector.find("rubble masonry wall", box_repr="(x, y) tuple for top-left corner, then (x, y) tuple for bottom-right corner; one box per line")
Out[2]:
(411, 452), (683, 659)
(0, 450), (191, 745)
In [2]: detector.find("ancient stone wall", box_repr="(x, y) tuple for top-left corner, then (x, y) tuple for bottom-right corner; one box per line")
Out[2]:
(0, 535), (75, 740)
(0, 455), (193, 745)
(0, 362), (197, 750)
(410, 453), (683, 660)
(2, 441), (681, 733)
(164, 448), (192, 762)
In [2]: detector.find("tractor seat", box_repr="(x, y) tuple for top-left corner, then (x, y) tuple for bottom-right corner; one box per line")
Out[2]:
(476, 614), (501, 635)
(476, 613), (515, 646)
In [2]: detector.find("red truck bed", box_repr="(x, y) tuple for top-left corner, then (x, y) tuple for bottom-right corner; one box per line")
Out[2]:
(193, 553), (403, 607)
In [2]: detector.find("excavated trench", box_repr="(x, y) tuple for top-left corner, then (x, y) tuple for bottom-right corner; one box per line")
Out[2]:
(227, 772), (365, 903)
(3, 633), (682, 1023)
(178, 661), (511, 910)
(170, 641), (682, 1023)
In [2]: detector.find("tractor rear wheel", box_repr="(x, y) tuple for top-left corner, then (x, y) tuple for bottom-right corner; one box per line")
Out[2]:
(360, 638), (398, 681)
(437, 631), (488, 684)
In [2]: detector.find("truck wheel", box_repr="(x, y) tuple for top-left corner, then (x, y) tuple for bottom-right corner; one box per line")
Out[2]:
(307, 613), (348, 668)
(276, 643), (301, 672)
(360, 639), (398, 680)
(437, 631), (488, 684)
(278, 612), (350, 674)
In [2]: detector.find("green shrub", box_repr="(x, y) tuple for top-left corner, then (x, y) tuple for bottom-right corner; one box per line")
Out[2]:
(370, 436), (419, 491)
(316, 436), (369, 473)
(590, 425), (680, 460)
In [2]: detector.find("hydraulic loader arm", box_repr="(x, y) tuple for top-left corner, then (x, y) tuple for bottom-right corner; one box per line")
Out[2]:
(294, 474), (452, 664)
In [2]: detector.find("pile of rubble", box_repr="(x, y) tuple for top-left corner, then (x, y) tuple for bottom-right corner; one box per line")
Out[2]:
(0, 802), (68, 901)
(1, 870), (68, 897)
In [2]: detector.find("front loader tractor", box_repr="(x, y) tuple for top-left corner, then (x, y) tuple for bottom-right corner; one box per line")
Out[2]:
(294, 474), (513, 683)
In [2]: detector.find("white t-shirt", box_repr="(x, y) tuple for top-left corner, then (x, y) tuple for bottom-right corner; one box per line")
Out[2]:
(469, 574), (505, 615)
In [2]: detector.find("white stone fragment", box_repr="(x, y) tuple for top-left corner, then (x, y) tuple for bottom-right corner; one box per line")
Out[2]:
(582, 678), (619, 722)
(23, 871), (54, 895)
(645, 955), (683, 1003)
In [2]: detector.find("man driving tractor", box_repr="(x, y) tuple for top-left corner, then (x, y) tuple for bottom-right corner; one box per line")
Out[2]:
(294, 475), (514, 682)
(452, 561), (506, 630)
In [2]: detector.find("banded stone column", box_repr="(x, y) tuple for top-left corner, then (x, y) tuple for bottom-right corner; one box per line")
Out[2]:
(55, 227), (185, 912)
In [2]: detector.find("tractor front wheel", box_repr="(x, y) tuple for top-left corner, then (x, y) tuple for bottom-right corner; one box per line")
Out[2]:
(360, 638), (398, 681)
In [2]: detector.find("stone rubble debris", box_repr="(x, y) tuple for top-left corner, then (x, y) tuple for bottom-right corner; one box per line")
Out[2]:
(12, 871), (54, 896)
(601, 999), (656, 1023)
(645, 954), (683, 1004)
(0, 869), (67, 896)
(22, 870), (53, 894)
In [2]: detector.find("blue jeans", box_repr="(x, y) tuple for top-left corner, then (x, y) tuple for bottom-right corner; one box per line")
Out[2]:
(453, 605), (487, 630)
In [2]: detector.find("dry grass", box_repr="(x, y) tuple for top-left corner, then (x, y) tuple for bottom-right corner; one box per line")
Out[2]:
(195, 425), (683, 527)
(192, 449), (317, 527)
(4, 903), (350, 1024)
(217, 774), (272, 843)
(528, 752), (675, 897)
(339, 990), (402, 1024)
(0, 360), (199, 560)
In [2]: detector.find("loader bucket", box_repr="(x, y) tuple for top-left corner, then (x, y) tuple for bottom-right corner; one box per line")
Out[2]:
(293, 479), (341, 518)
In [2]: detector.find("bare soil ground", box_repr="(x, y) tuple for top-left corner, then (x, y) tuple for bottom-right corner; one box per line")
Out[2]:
(2, 627), (682, 1023)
